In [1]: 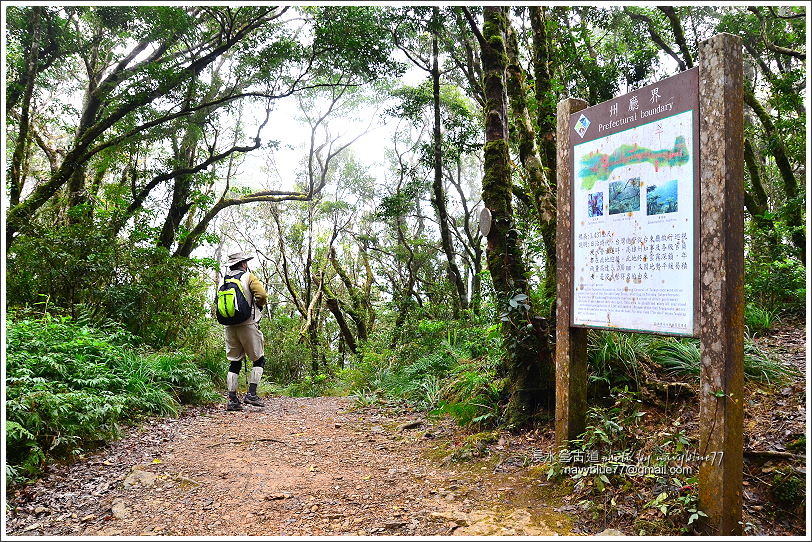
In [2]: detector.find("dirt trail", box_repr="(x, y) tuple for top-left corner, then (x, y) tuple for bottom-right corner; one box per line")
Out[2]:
(6, 397), (573, 536)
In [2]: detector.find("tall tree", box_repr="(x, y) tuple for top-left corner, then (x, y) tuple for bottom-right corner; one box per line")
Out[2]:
(7, 7), (283, 244)
(505, 16), (557, 305)
(393, 7), (469, 314)
(466, 6), (554, 427)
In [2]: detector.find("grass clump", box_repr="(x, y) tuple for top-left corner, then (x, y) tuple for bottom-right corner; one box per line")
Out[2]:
(650, 336), (796, 385)
(5, 312), (219, 485)
(586, 329), (796, 389)
(745, 303), (779, 336)
(588, 330), (654, 389)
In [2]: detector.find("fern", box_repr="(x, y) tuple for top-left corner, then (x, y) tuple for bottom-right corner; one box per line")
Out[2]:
(5, 313), (218, 485)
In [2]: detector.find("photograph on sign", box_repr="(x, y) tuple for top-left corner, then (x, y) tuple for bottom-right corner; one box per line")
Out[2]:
(572, 111), (695, 335)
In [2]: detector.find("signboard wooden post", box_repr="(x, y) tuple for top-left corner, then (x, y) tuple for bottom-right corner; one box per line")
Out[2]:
(555, 33), (744, 535)
(696, 32), (744, 536)
(555, 97), (589, 445)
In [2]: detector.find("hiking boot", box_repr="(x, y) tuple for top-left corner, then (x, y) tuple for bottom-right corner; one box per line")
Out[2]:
(243, 393), (265, 407)
(226, 398), (244, 411)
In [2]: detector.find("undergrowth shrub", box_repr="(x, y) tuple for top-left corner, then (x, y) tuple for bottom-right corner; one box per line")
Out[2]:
(546, 387), (705, 534)
(650, 336), (796, 384)
(260, 313), (314, 384)
(375, 350), (457, 407)
(279, 373), (341, 397)
(745, 303), (779, 336)
(432, 360), (503, 427)
(745, 255), (805, 315)
(193, 325), (230, 388)
(347, 315), (505, 427)
(5, 312), (219, 485)
(7, 223), (216, 349)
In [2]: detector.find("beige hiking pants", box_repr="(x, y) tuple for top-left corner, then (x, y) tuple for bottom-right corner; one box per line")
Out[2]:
(224, 321), (265, 362)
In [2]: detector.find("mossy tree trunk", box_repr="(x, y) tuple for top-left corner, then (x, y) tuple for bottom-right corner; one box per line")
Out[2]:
(744, 88), (806, 264)
(743, 138), (781, 261)
(157, 69), (224, 251)
(324, 295), (358, 355)
(478, 6), (554, 428)
(528, 7), (558, 187)
(505, 19), (557, 309)
(324, 245), (375, 351)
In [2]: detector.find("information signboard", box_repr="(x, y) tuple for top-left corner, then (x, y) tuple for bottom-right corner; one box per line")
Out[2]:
(569, 68), (699, 336)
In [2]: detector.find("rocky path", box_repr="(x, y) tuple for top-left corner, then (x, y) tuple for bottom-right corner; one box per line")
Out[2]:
(5, 397), (573, 536)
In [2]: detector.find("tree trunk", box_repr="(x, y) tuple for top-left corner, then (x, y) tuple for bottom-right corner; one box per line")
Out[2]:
(9, 7), (44, 208)
(431, 10), (468, 315)
(744, 88), (805, 263)
(328, 248), (372, 341)
(480, 6), (553, 427)
(470, 258), (482, 315)
(66, 41), (108, 221)
(743, 138), (780, 260)
(307, 321), (323, 375)
(325, 296), (358, 355)
(390, 272), (417, 350)
(528, 7), (557, 180)
(158, 72), (225, 250)
(506, 20), (557, 306)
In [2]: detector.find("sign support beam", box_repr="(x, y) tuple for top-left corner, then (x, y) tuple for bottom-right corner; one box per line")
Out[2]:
(697, 32), (745, 536)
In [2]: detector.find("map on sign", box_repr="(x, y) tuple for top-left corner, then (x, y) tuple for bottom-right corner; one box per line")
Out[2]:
(572, 111), (695, 335)
(578, 137), (689, 190)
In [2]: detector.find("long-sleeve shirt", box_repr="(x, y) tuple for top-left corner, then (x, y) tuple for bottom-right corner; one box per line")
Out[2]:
(246, 272), (268, 311)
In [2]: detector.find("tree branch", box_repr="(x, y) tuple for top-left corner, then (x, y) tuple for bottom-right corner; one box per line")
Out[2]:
(657, 6), (693, 68)
(748, 7), (806, 60)
(624, 8), (686, 71)
(460, 7), (485, 49)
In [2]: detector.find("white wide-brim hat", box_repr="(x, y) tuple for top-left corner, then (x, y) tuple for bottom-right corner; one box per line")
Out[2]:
(226, 251), (254, 267)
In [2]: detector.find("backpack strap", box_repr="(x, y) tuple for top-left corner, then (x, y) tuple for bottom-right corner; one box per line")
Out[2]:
(239, 271), (254, 308)
(227, 270), (256, 320)
(224, 272), (248, 298)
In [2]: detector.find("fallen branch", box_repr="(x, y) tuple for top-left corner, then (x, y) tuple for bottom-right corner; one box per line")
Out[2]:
(397, 420), (423, 432)
(744, 449), (804, 461)
(207, 437), (288, 448)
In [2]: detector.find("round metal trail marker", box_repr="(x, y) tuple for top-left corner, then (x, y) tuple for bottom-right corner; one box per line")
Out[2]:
(479, 207), (492, 237)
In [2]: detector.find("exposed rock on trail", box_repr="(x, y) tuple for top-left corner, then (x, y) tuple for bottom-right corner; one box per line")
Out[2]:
(5, 396), (571, 536)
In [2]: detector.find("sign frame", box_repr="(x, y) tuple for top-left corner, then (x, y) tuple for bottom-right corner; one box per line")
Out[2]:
(567, 68), (701, 338)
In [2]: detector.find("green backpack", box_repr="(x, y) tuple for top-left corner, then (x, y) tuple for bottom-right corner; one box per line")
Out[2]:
(215, 271), (251, 325)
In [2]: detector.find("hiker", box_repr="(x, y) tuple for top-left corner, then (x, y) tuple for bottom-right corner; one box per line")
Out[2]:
(220, 251), (268, 411)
